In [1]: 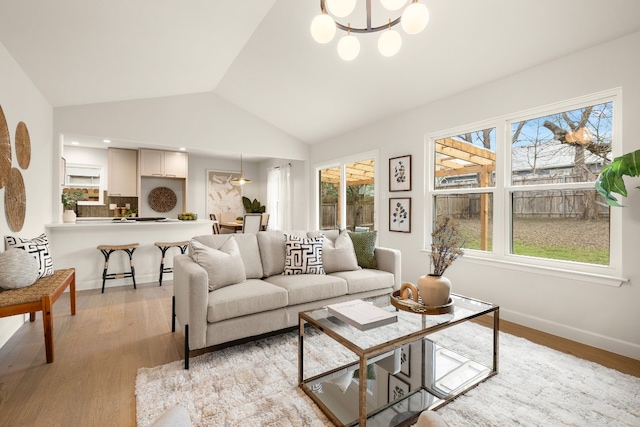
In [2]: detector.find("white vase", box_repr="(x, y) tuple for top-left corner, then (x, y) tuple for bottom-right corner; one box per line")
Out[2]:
(417, 274), (451, 306)
(63, 209), (77, 223)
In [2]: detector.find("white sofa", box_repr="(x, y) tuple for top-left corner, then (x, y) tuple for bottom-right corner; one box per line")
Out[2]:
(172, 229), (401, 368)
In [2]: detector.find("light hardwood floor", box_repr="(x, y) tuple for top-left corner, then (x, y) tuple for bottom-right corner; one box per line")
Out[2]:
(0, 283), (637, 426)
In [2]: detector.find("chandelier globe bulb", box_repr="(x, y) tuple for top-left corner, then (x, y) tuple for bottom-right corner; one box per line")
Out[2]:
(378, 28), (402, 57)
(401, 1), (429, 35)
(337, 33), (360, 61)
(380, 0), (407, 11)
(326, 0), (357, 18)
(311, 13), (336, 44)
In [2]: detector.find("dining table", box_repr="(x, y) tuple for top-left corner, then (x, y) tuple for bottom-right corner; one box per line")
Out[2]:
(219, 221), (243, 233)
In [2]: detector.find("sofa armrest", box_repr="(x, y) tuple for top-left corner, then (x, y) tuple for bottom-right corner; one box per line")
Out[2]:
(375, 246), (401, 291)
(173, 254), (209, 351)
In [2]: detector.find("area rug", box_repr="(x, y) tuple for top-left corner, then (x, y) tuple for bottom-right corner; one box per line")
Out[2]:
(135, 323), (640, 426)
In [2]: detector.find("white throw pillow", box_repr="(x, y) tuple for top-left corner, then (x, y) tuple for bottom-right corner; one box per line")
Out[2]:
(5, 233), (54, 278)
(323, 367), (356, 393)
(190, 237), (246, 291)
(0, 248), (40, 289)
(322, 229), (360, 274)
(283, 235), (325, 275)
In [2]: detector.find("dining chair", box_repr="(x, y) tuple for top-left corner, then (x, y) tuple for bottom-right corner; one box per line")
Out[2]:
(242, 214), (262, 234)
(260, 213), (270, 231)
(210, 213), (221, 234)
(219, 212), (237, 234)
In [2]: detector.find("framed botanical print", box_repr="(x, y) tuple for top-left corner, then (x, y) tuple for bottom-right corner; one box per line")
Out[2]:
(389, 155), (411, 191)
(400, 344), (411, 377)
(388, 374), (410, 403)
(389, 197), (411, 233)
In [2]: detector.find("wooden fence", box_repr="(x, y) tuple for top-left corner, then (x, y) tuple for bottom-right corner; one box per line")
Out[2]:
(321, 204), (375, 230)
(434, 191), (607, 220)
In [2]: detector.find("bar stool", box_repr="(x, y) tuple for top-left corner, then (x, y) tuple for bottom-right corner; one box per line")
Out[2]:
(154, 241), (189, 286)
(97, 243), (139, 293)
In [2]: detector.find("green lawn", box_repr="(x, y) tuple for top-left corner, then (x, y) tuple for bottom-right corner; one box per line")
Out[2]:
(457, 218), (609, 265)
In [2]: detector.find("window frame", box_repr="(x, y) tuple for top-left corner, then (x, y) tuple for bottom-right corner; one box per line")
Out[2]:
(425, 89), (624, 287)
(315, 150), (379, 232)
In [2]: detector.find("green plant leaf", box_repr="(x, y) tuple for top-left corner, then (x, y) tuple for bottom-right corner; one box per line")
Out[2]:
(595, 149), (640, 207)
(242, 196), (265, 213)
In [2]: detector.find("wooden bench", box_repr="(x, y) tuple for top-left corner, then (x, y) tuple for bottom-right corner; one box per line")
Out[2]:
(0, 268), (76, 363)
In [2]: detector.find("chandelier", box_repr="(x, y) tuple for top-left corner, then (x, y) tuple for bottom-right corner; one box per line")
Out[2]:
(310, 0), (429, 60)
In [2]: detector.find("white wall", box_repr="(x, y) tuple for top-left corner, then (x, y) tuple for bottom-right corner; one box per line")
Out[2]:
(310, 32), (640, 359)
(0, 41), (53, 347)
(53, 91), (309, 160)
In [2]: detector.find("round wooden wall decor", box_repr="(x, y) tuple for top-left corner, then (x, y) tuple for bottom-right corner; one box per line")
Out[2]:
(15, 121), (31, 170)
(0, 105), (11, 189)
(148, 186), (177, 212)
(5, 167), (26, 232)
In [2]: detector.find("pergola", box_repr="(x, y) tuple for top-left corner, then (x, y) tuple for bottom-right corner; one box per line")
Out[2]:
(319, 159), (375, 186)
(435, 137), (495, 250)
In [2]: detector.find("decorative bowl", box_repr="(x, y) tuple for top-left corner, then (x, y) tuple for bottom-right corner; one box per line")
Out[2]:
(178, 213), (198, 221)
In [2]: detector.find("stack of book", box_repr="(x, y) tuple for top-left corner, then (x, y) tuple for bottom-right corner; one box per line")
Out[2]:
(327, 299), (397, 331)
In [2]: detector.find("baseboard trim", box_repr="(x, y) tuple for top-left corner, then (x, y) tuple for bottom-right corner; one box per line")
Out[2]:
(501, 308), (640, 360)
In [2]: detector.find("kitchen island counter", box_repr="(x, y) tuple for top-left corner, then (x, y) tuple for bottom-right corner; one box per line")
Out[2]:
(46, 219), (213, 290)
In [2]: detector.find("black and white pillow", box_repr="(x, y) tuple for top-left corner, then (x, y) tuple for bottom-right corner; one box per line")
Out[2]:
(5, 233), (54, 278)
(283, 235), (325, 275)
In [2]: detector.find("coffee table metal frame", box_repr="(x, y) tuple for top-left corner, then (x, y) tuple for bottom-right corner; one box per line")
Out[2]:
(298, 293), (499, 426)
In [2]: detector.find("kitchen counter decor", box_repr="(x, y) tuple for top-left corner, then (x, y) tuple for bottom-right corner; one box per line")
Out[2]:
(148, 186), (177, 212)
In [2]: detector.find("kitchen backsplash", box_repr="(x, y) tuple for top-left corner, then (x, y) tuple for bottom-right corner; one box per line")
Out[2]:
(76, 191), (138, 217)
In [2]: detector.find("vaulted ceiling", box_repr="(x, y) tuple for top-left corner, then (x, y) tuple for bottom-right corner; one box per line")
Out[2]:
(1, 0), (639, 144)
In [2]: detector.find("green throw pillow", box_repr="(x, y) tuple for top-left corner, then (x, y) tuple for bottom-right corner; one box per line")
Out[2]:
(348, 230), (377, 269)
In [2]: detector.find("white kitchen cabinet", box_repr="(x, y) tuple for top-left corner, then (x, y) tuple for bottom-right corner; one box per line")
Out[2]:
(140, 149), (187, 178)
(108, 148), (138, 197)
(163, 151), (187, 177)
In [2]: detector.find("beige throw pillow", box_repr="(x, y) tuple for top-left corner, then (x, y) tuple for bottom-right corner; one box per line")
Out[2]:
(322, 230), (360, 273)
(190, 237), (246, 291)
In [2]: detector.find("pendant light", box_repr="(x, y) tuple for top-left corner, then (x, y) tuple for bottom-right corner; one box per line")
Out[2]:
(231, 154), (252, 186)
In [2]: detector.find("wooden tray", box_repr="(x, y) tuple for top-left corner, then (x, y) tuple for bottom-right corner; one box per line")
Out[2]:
(390, 290), (454, 315)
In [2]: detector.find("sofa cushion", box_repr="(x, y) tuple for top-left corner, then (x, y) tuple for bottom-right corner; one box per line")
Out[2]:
(264, 274), (348, 305)
(207, 279), (288, 323)
(192, 234), (263, 279)
(284, 235), (325, 275)
(322, 229), (360, 274)
(330, 268), (394, 294)
(190, 238), (246, 291)
(348, 230), (378, 269)
(257, 230), (306, 277)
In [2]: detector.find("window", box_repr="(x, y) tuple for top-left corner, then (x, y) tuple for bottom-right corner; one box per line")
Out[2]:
(266, 164), (292, 230)
(317, 152), (377, 232)
(427, 90), (621, 283)
(432, 128), (496, 252)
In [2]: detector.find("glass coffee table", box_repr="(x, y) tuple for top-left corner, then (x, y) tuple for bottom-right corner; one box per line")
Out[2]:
(298, 294), (499, 426)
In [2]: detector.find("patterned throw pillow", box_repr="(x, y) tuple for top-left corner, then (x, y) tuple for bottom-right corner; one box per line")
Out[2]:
(283, 235), (325, 275)
(348, 230), (378, 269)
(5, 233), (54, 278)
